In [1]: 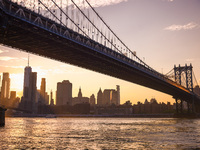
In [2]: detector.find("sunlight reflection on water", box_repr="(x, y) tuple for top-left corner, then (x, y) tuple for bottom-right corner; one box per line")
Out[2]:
(0, 118), (200, 149)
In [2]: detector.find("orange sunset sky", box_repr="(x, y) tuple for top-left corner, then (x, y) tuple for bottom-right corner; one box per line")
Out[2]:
(0, 0), (200, 104)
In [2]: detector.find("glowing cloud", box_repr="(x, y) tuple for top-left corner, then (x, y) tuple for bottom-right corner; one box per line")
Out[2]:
(87, 0), (128, 7)
(162, 0), (174, 2)
(13, 0), (128, 8)
(0, 65), (24, 69)
(0, 56), (17, 61)
(0, 49), (9, 54)
(164, 22), (199, 31)
(186, 58), (194, 62)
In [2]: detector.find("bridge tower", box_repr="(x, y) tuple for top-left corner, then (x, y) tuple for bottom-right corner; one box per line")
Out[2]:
(174, 64), (194, 114)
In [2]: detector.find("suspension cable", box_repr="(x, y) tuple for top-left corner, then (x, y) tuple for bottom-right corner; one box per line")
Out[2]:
(70, 0), (122, 54)
(84, 0), (154, 70)
(193, 70), (199, 86)
(39, 0), (89, 38)
(165, 68), (173, 76)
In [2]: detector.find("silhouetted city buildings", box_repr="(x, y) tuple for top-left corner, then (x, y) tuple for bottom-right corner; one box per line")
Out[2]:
(56, 80), (72, 105)
(0, 72), (10, 106)
(9, 91), (16, 106)
(132, 98), (174, 114)
(0, 75), (1, 98)
(38, 78), (49, 105)
(89, 94), (95, 106)
(97, 88), (103, 106)
(194, 85), (200, 96)
(0, 62), (182, 116)
(50, 90), (54, 106)
(0, 73), (20, 116)
(72, 88), (89, 106)
(96, 100), (133, 115)
(97, 85), (120, 106)
(20, 63), (38, 113)
(23, 65), (32, 98)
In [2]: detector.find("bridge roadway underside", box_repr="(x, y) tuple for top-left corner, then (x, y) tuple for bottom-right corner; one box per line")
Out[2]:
(0, 10), (198, 104)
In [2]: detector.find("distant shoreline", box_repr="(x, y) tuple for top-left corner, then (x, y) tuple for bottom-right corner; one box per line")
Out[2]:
(6, 113), (200, 118)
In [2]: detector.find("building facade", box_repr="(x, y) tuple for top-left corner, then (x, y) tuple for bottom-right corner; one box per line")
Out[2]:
(97, 88), (103, 106)
(98, 85), (120, 106)
(72, 88), (89, 106)
(50, 90), (54, 106)
(38, 78), (49, 105)
(0, 72), (10, 106)
(89, 94), (95, 106)
(194, 85), (200, 96)
(20, 65), (38, 113)
(23, 66), (32, 98)
(56, 80), (72, 105)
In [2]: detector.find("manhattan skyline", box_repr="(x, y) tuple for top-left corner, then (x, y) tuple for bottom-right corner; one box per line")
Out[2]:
(0, 0), (200, 104)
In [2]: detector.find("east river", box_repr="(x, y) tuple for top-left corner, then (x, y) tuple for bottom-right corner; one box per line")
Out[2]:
(0, 117), (200, 149)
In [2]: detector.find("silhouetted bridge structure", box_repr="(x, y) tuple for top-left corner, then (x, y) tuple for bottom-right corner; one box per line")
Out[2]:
(0, 0), (200, 117)
(0, 105), (31, 126)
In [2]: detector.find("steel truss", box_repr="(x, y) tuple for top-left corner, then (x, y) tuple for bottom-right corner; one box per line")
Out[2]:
(174, 64), (194, 114)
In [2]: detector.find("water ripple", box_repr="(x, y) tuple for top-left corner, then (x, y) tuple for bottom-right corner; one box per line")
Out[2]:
(0, 118), (200, 149)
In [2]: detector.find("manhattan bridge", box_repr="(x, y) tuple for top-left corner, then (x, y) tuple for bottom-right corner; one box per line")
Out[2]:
(0, 0), (200, 115)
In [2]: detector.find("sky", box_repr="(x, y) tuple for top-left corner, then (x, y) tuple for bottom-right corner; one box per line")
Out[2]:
(0, 0), (200, 104)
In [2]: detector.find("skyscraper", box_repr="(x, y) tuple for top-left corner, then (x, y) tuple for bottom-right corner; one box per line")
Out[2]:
(116, 85), (120, 105)
(50, 90), (54, 106)
(0, 72), (10, 106)
(56, 80), (72, 105)
(23, 55), (32, 99)
(89, 94), (95, 106)
(194, 85), (200, 96)
(10, 91), (16, 106)
(0, 75), (1, 103)
(20, 58), (37, 113)
(103, 89), (111, 106)
(40, 78), (46, 98)
(98, 85), (120, 106)
(0, 75), (1, 90)
(39, 78), (49, 105)
(23, 66), (32, 99)
(111, 90), (118, 105)
(78, 87), (82, 98)
(72, 87), (89, 106)
(97, 88), (103, 106)
(111, 85), (120, 105)
(28, 72), (37, 113)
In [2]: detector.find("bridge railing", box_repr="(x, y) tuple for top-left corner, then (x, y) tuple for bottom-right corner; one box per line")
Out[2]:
(0, 0), (191, 93)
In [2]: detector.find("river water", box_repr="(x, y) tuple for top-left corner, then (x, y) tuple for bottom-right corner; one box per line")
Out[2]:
(0, 118), (200, 149)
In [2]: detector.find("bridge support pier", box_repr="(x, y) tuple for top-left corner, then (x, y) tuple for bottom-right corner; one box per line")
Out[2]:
(174, 97), (197, 118)
(175, 98), (183, 114)
(187, 102), (194, 114)
(0, 107), (7, 127)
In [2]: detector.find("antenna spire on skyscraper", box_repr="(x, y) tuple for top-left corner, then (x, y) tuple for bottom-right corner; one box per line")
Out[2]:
(28, 54), (30, 67)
